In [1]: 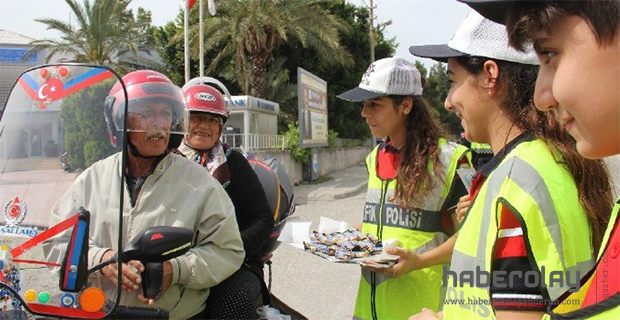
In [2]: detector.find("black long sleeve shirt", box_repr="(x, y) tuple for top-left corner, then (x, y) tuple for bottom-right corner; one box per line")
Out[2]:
(223, 150), (274, 269)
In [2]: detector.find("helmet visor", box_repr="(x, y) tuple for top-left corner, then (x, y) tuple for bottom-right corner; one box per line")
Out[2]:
(126, 96), (186, 135)
(112, 82), (186, 136)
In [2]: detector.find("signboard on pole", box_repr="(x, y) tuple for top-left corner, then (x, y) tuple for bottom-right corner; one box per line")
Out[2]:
(297, 67), (328, 147)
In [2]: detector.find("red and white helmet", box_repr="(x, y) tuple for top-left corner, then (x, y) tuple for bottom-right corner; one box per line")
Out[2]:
(182, 83), (229, 121)
(104, 70), (186, 148)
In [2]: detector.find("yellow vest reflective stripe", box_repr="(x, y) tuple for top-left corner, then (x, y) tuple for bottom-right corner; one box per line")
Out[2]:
(443, 139), (594, 319)
(547, 199), (620, 319)
(470, 142), (492, 154)
(598, 199), (618, 260)
(354, 139), (470, 320)
(469, 142), (492, 169)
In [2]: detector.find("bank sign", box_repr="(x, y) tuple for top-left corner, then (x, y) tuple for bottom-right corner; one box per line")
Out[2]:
(0, 47), (38, 64)
(228, 95), (279, 115)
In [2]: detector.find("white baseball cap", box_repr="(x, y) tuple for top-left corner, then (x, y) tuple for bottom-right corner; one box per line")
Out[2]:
(458, 0), (548, 25)
(337, 57), (423, 102)
(409, 10), (538, 65)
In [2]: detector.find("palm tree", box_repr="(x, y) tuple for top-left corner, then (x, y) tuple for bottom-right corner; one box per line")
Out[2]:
(187, 0), (353, 98)
(27, 0), (153, 67)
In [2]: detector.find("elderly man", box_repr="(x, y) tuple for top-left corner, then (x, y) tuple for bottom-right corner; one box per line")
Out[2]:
(48, 70), (244, 320)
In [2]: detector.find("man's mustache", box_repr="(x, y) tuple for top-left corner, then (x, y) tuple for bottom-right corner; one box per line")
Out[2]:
(145, 131), (167, 140)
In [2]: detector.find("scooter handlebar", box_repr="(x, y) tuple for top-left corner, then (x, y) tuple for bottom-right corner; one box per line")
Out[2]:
(108, 305), (169, 319)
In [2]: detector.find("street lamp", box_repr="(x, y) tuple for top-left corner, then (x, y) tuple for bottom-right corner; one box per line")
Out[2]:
(378, 19), (393, 30)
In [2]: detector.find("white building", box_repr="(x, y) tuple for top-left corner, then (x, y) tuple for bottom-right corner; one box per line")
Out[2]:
(0, 30), (42, 112)
(221, 95), (283, 151)
(0, 29), (164, 160)
(0, 30), (57, 159)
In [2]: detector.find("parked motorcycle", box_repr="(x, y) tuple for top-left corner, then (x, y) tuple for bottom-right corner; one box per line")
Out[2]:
(0, 64), (306, 319)
(0, 64), (195, 319)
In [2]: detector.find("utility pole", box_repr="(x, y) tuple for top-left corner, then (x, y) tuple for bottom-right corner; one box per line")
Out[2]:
(184, 1), (190, 83)
(199, 0), (204, 77)
(368, 0), (375, 147)
(369, 0), (375, 63)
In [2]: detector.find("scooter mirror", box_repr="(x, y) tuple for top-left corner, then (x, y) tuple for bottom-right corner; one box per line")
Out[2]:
(122, 226), (193, 263)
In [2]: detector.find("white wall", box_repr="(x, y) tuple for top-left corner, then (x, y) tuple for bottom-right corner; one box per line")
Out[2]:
(254, 146), (371, 185)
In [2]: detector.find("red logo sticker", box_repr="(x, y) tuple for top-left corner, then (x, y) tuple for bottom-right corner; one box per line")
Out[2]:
(3, 197), (27, 226)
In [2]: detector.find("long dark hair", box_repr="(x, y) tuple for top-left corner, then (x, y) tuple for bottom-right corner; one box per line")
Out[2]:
(390, 95), (448, 208)
(456, 56), (612, 253)
(505, 0), (619, 51)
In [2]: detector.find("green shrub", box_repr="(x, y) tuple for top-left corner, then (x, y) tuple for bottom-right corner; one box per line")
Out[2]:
(284, 123), (310, 164)
(328, 129), (339, 149)
(61, 81), (115, 170)
(83, 140), (110, 167)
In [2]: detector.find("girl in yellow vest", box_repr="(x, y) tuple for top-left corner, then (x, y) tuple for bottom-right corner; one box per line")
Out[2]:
(458, 0), (620, 318)
(407, 10), (612, 320)
(337, 57), (471, 320)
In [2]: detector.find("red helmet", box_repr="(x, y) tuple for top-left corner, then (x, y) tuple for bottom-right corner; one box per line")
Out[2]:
(104, 70), (186, 148)
(182, 84), (229, 121)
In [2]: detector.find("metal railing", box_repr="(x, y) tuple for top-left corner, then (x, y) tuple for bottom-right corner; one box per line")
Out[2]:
(221, 133), (288, 151)
(220, 134), (369, 151)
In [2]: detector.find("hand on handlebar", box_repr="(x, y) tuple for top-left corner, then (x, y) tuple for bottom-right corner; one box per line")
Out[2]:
(136, 261), (173, 305)
(101, 250), (144, 292)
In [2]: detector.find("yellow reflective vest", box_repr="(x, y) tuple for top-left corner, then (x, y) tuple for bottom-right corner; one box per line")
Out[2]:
(353, 139), (470, 320)
(544, 198), (620, 319)
(442, 139), (595, 319)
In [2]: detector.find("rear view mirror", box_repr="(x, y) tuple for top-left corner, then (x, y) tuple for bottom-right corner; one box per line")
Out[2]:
(122, 226), (194, 263)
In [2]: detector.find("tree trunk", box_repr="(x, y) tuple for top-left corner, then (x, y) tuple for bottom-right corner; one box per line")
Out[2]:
(251, 53), (270, 98)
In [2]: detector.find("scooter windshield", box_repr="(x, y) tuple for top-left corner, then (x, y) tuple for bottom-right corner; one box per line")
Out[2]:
(0, 64), (126, 318)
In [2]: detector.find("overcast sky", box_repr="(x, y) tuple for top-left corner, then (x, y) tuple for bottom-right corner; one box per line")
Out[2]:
(0, 0), (470, 69)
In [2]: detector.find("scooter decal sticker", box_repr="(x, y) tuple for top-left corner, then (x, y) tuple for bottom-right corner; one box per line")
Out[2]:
(0, 197), (40, 238)
(3, 197), (27, 227)
(17, 66), (113, 109)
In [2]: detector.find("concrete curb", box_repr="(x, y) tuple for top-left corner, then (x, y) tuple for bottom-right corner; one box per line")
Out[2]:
(333, 181), (368, 200)
(305, 181), (367, 201)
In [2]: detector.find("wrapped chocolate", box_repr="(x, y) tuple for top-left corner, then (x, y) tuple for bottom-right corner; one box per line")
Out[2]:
(303, 229), (391, 265)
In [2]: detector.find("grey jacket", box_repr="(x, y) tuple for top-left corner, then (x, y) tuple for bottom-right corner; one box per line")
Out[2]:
(48, 152), (244, 319)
